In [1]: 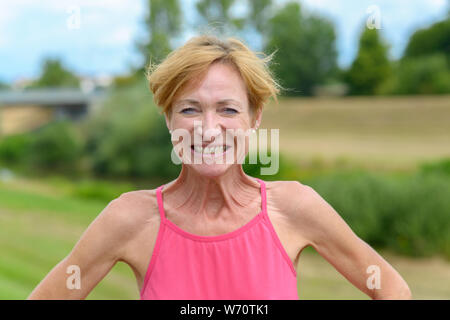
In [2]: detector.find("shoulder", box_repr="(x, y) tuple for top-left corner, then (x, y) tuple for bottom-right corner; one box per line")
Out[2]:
(265, 179), (331, 228)
(266, 179), (350, 247)
(265, 180), (319, 214)
(96, 188), (161, 241)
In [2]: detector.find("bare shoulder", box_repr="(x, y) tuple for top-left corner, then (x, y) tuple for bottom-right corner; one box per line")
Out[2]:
(265, 180), (318, 216)
(95, 189), (161, 247)
(106, 189), (160, 230)
(264, 180), (331, 239)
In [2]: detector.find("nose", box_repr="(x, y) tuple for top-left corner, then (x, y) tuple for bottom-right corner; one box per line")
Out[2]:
(198, 110), (221, 142)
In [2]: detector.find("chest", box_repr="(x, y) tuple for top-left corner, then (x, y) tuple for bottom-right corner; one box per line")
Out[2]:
(125, 200), (308, 292)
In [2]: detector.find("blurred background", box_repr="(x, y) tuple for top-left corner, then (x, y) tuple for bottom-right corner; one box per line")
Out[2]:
(0, 0), (449, 300)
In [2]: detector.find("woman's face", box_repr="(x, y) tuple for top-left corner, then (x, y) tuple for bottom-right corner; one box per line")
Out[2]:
(167, 62), (261, 177)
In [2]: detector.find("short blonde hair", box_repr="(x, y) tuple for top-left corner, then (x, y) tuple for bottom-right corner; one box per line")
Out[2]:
(145, 34), (281, 118)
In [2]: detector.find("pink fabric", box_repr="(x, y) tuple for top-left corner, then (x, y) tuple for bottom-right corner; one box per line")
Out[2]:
(140, 178), (298, 300)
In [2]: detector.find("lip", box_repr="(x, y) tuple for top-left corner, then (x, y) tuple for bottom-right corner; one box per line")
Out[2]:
(190, 145), (232, 157)
(191, 144), (231, 148)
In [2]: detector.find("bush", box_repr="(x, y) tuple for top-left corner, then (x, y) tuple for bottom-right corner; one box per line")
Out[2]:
(381, 54), (450, 95)
(71, 178), (134, 202)
(0, 133), (32, 166)
(243, 150), (300, 180)
(303, 167), (450, 260)
(26, 120), (83, 173)
(80, 79), (180, 180)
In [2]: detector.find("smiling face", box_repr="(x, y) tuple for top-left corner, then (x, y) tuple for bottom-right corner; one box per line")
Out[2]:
(166, 61), (261, 177)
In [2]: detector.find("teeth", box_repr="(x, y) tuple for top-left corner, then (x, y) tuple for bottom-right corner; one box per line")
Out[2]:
(193, 146), (228, 154)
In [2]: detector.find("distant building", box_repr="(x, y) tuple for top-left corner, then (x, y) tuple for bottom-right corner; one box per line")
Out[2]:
(0, 88), (106, 136)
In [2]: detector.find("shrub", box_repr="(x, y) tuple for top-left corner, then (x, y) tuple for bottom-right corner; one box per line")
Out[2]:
(80, 79), (179, 180)
(0, 133), (32, 166)
(382, 54), (450, 95)
(303, 167), (450, 260)
(26, 120), (83, 173)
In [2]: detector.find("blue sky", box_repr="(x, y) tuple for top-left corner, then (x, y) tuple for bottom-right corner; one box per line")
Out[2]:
(0, 0), (448, 84)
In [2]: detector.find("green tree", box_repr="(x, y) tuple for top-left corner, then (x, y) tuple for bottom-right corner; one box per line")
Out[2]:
(264, 2), (337, 96)
(29, 57), (79, 88)
(195, 0), (244, 34)
(345, 26), (392, 95)
(403, 17), (450, 62)
(136, 0), (182, 72)
(247, 0), (273, 34)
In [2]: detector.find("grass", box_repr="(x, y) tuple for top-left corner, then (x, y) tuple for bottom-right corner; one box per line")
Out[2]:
(262, 95), (450, 171)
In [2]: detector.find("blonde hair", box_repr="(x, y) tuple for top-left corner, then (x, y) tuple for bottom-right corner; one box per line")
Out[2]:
(145, 34), (281, 119)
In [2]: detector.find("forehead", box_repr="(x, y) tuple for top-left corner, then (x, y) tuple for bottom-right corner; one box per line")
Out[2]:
(174, 62), (248, 105)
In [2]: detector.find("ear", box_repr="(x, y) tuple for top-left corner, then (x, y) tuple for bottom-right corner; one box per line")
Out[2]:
(253, 108), (262, 129)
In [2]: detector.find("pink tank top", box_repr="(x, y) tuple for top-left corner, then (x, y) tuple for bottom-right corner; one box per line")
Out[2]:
(140, 178), (299, 300)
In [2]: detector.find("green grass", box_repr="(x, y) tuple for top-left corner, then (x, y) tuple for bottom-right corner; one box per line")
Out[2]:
(0, 183), (138, 300)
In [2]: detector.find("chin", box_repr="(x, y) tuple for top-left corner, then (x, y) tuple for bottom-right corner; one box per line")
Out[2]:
(190, 162), (233, 178)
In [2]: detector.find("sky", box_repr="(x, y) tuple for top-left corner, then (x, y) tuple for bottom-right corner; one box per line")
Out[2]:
(0, 0), (448, 84)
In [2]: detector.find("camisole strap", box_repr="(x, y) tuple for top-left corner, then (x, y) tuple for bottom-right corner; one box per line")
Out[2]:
(156, 185), (166, 223)
(255, 178), (267, 215)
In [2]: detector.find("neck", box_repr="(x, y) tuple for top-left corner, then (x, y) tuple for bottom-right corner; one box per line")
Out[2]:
(162, 165), (262, 221)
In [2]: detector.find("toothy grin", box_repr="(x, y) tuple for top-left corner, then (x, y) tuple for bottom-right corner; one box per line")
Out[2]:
(191, 145), (230, 154)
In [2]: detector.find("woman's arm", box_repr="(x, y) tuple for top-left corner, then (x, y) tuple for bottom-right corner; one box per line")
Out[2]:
(286, 181), (412, 300)
(27, 192), (141, 299)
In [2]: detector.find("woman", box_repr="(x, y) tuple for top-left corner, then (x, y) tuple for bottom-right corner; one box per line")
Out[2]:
(28, 35), (411, 300)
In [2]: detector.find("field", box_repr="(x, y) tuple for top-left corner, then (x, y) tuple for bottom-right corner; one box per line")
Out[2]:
(1, 95), (449, 299)
(262, 95), (450, 171)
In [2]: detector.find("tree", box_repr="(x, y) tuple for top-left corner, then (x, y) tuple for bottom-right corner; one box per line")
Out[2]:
(264, 2), (337, 96)
(403, 17), (450, 62)
(247, 0), (273, 34)
(345, 26), (392, 95)
(195, 0), (243, 35)
(136, 0), (182, 72)
(29, 57), (79, 89)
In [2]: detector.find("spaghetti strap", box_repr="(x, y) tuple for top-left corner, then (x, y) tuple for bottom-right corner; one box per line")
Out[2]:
(156, 185), (166, 222)
(140, 177), (299, 300)
(255, 178), (267, 215)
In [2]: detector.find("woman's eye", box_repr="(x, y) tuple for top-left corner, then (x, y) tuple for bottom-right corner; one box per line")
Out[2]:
(223, 107), (238, 114)
(180, 107), (196, 114)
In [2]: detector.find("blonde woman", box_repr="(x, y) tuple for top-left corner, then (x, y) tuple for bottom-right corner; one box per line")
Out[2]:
(28, 35), (411, 300)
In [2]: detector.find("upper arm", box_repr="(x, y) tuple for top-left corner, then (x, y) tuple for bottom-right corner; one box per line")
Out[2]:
(27, 192), (144, 300)
(286, 181), (411, 299)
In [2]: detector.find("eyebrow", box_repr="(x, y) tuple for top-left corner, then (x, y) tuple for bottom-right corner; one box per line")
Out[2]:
(174, 98), (242, 107)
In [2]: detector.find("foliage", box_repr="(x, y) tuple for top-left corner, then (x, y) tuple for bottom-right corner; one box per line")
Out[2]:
(304, 167), (450, 259)
(27, 57), (79, 89)
(136, 0), (182, 71)
(345, 27), (392, 95)
(0, 121), (82, 173)
(403, 17), (450, 62)
(380, 53), (450, 95)
(195, 0), (245, 34)
(264, 2), (338, 96)
(80, 79), (180, 180)
(26, 120), (83, 172)
(0, 133), (32, 166)
(70, 178), (134, 202)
